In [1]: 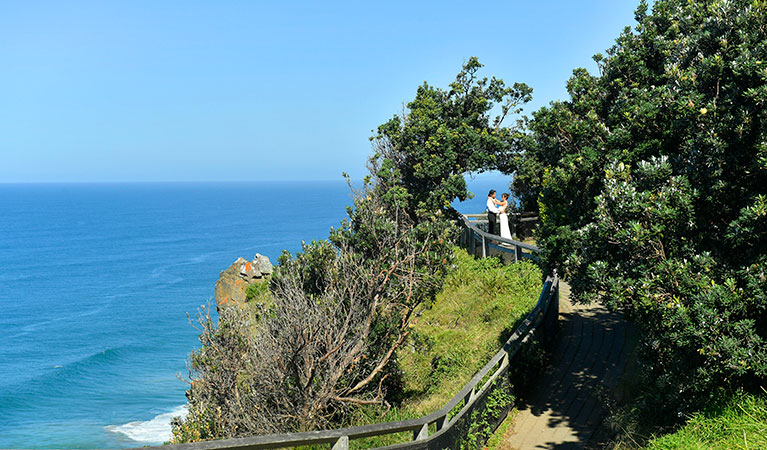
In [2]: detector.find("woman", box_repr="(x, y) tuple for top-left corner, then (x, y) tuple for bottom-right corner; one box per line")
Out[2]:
(499, 193), (512, 240)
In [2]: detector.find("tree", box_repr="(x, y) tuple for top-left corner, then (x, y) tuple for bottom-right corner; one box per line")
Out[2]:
(513, 0), (767, 421)
(374, 57), (532, 217)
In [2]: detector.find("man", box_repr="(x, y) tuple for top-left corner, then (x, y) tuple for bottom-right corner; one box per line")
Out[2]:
(486, 190), (502, 235)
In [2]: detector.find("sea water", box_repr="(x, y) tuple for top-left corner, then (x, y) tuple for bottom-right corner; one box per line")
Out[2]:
(0, 177), (510, 449)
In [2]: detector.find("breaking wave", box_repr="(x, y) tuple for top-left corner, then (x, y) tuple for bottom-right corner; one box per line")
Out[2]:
(106, 405), (187, 443)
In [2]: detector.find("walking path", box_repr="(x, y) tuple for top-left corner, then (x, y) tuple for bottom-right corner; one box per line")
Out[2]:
(503, 283), (636, 449)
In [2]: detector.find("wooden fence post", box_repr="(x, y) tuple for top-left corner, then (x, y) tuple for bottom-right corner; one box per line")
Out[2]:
(331, 436), (349, 450)
(511, 213), (517, 239)
(413, 423), (429, 441)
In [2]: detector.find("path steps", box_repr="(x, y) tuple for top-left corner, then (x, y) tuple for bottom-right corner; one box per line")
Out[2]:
(503, 282), (636, 449)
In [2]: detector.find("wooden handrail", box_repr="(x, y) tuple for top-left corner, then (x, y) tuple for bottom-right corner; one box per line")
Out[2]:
(461, 215), (539, 251)
(463, 213), (538, 223)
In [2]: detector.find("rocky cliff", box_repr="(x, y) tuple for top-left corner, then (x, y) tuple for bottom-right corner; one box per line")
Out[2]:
(214, 254), (272, 308)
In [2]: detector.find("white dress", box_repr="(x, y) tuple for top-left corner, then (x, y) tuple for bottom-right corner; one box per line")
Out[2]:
(499, 212), (512, 239)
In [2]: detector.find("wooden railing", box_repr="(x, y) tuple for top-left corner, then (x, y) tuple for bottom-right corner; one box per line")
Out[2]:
(460, 214), (539, 262)
(119, 216), (556, 450)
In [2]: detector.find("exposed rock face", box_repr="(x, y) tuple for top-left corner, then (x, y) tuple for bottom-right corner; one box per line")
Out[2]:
(214, 253), (272, 308)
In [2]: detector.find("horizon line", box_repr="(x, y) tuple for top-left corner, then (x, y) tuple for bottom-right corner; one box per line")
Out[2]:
(0, 173), (512, 185)
(0, 178), (355, 185)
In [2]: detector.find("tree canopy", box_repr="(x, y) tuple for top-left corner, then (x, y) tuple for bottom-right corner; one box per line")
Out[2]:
(513, 0), (767, 421)
(374, 57), (531, 216)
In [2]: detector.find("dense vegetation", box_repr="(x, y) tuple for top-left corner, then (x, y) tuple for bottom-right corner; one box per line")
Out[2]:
(639, 390), (767, 449)
(172, 248), (542, 444)
(172, 161), (454, 441)
(512, 0), (766, 429)
(172, 60), (533, 442)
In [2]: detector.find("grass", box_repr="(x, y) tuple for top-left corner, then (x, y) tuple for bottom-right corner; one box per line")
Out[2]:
(638, 390), (767, 450)
(397, 247), (542, 415)
(605, 343), (766, 450)
(345, 247), (542, 448)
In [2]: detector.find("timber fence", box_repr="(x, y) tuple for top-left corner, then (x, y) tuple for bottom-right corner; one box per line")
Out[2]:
(459, 214), (539, 262)
(116, 215), (558, 450)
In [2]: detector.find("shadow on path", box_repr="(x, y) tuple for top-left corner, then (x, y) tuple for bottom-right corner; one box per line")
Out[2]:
(505, 283), (636, 449)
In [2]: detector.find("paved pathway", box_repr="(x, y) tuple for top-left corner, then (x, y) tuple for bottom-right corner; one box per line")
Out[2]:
(504, 283), (636, 449)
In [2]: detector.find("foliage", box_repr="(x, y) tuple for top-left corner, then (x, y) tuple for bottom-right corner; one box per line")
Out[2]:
(373, 57), (532, 217)
(484, 407), (519, 450)
(172, 164), (454, 441)
(640, 390), (767, 449)
(512, 0), (767, 421)
(171, 304), (249, 443)
(244, 279), (270, 303)
(459, 379), (515, 450)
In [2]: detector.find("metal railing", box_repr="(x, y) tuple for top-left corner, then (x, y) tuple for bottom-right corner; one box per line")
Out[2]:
(118, 216), (556, 450)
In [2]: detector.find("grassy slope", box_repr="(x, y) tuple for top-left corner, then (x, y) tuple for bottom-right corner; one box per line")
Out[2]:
(638, 391), (767, 450)
(349, 247), (542, 448)
(398, 248), (541, 415)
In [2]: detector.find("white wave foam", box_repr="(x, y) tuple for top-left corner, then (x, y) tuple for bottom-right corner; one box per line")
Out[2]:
(106, 405), (188, 443)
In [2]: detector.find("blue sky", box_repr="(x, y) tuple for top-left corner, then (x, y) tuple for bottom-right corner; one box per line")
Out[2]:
(1, 0), (641, 183)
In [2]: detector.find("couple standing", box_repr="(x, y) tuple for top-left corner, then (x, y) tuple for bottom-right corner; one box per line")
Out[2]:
(486, 190), (512, 239)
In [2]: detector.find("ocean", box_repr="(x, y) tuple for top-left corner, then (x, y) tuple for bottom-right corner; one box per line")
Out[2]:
(0, 177), (510, 449)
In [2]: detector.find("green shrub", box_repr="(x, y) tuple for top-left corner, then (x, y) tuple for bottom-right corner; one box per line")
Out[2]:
(513, 0), (767, 422)
(244, 279), (270, 303)
(459, 379), (515, 450)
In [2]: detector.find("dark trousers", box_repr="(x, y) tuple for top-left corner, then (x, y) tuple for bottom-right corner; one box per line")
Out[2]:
(487, 212), (497, 235)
